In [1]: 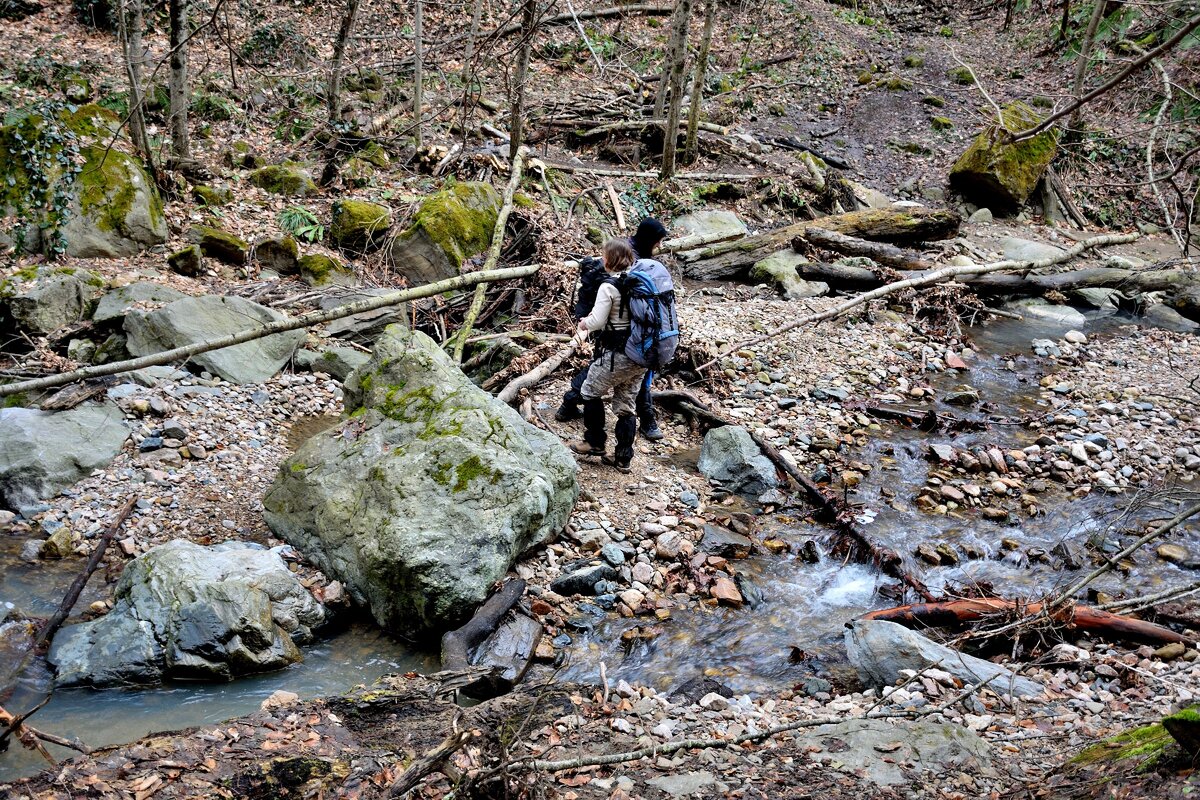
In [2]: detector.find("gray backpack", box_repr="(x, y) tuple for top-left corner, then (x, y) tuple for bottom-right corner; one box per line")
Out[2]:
(618, 259), (679, 369)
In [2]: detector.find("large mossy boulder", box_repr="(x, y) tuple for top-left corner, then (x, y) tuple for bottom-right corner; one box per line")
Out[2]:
(124, 295), (305, 384)
(949, 101), (1058, 210)
(262, 324), (578, 634)
(1, 266), (105, 336)
(299, 254), (356, 287)
(330, 199), (392, 253)
(0, 402), (129, 512)
(49, 540), (325, 686)
(386, 182), (501, 285)
(0, 108), (167, 258)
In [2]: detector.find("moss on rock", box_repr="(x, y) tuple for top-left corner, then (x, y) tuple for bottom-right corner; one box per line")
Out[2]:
(385, 182), (501, 285)
(330, 199), (392, 252)
(249, 164), (316, 197)
(192, 184), (233, 206)
(949, 101), (1058, 210)
(299, 254), (355, 287)
(948, 67), (975, 85)
(188, 225), (248, 265)
(254, 235), (300, 274)
(1163, 704), (1200, 754)
(931, 116), (953, 131)
(168, 245), (203, 276)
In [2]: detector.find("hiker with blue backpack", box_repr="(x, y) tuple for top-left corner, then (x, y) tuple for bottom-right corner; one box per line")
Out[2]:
(568, 236), (680, 473)
(556, 218), (669, 440)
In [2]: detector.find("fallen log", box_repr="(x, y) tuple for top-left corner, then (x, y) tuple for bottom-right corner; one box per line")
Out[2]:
(495, 338), (581, 404)
(654, 389), (936, 602)
(441, 579), (527, 673)
(683, 207), (961, 281)
(696, 232), (1140, 371)
(800, 228), (934, 270)
(862, 598), (1194, 647)
(859, 405), (986, 432)
(0, 265), (541, 399)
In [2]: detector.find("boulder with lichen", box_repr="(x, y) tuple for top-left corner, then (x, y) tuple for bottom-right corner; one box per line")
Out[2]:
(386, 182), (501, 285)
(949, 101), (1058, 210)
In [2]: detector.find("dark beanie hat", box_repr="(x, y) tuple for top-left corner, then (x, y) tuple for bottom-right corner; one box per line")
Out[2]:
(631, 217), (668, 257)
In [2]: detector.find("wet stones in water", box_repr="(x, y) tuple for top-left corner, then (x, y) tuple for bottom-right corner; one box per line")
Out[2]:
(799, 540), (821, 563)
(929, 444), (956, 463)
(734, 574), (765, 608)
(1051, 541), (1082, 570)
(464, 612), (542, 699)
(943, 384), (980, 406)
(1156, 543), (1193, 566)
(550, 562), (619, 596)
(709, 576), (743, 606)
(1030, 339), (1061, 357)
(700, 525), (752, 559)
(915, 543), (942, 565)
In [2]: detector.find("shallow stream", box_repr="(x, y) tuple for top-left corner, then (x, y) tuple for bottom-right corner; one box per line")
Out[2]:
(1, 308), (1194, 781)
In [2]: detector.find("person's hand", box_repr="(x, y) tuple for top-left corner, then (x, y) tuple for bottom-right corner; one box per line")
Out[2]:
(573, 322), (589, 348)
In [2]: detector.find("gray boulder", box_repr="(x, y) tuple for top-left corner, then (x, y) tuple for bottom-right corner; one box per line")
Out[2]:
(698, 426), (779, 496)
(1000, 237), (1065, 263)
(322, 290), (407, 344)
(49, 540), (324, 686)
(672, 209), (747, 242)
(1144, 303), (1200, 333)
(294, 346), (371, 381)
(92, 281), (187, 324)
(845, 619), (1044, 699)
(1, 267), (105, 336)
(263, 324), (578, 633)
(794, 718), (992, 787)
(1003, 298), (1086, 328)
(749, 250), (828, 300)
(0, 402), (128, 512)
(124, 295), (305, 384)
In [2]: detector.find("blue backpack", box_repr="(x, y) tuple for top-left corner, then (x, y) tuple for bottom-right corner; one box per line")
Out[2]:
(619, 259), (680, 368)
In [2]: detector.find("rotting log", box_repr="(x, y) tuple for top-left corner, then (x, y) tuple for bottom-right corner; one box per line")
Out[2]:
(681, 222), (808, 281)
(654, 388), (937, 602)
(800, 228), (934, 270)
(805, 207), (962, 245)
(862, 598), (1194, 647)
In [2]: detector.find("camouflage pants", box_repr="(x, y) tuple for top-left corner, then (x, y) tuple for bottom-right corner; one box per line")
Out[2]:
(580, 351), (646, 418)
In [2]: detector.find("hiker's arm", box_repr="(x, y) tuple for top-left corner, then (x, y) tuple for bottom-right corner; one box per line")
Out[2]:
(579, 284), (616, 332)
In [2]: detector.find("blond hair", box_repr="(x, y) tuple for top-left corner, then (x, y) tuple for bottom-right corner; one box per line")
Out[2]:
(602, 238), (635, 274)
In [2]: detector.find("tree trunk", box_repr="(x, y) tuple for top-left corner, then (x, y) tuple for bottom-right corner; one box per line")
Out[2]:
(328, 0), (363, 125)
(413, 0), (424, 152)
(1068, 0), (1107, 135)
(119, 0), (153, 166)
(167, 0), (190, 159)
(658, 0), (691, 180)
(654, 0), (688, 117)
(683, 0), (715, 165)
(509, 0), (537, 159)
(461, 0), (486, 99)
(801, 228), (934, 270)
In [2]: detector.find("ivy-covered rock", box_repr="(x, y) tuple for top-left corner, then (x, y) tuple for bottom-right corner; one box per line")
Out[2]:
(262, 324), (578, 633)
(93, 281), (187, 324)
(386, 182), (501, 285)
(124, 295), (305, 384)
(189, 225), (248, 265)
(949, 101), (1058, 210)
(249, 164), (316, 197)
(330, 199), (392, 253)
(49, 540), (324, 686)
(0, 266), (105, 336)
(253, 234), (300, 275)
(0, 107), (166, 258)
(168, 244), (204, 276)
(299, 254), (356, 287)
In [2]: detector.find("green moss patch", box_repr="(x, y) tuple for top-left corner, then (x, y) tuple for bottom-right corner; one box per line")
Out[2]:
(949, 101), (1058, 209)
(188, 225), (248, 265)
(330, 199), (392, 252)
(249, 165), (316, 197)
(411, 182), (500, 270)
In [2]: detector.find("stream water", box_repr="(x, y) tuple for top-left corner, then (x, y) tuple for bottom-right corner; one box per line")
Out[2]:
(1, 308), (1194, 781)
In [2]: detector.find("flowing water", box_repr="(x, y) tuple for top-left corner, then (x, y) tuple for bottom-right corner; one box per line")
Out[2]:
(1, 309), (1194, 780)
(552, 309), (1199, 693)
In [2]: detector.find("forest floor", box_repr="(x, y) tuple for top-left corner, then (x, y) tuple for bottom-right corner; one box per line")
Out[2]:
(2, 0), (1199, 796)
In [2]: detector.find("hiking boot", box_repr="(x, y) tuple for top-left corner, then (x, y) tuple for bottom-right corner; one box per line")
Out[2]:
(555, 403), (583, 422)
(570, 440), (605, 457)
(639, 421), (664, 441)
(602, 454), (632, 474)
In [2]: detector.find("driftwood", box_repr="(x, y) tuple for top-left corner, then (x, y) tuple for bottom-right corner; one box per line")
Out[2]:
(683, 207), (962, 281)
(0, 265), (541, 399)
(801, 228), (933, 270)
(696, 232), (1140, 371)
(860, 405), (986, 432)
(386, 728), (474, 797)
(654, 389), (936, 602)
(496, 338), (582, 404)
(862, 598), (1194, 647)
(441, 579), (527, 672)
